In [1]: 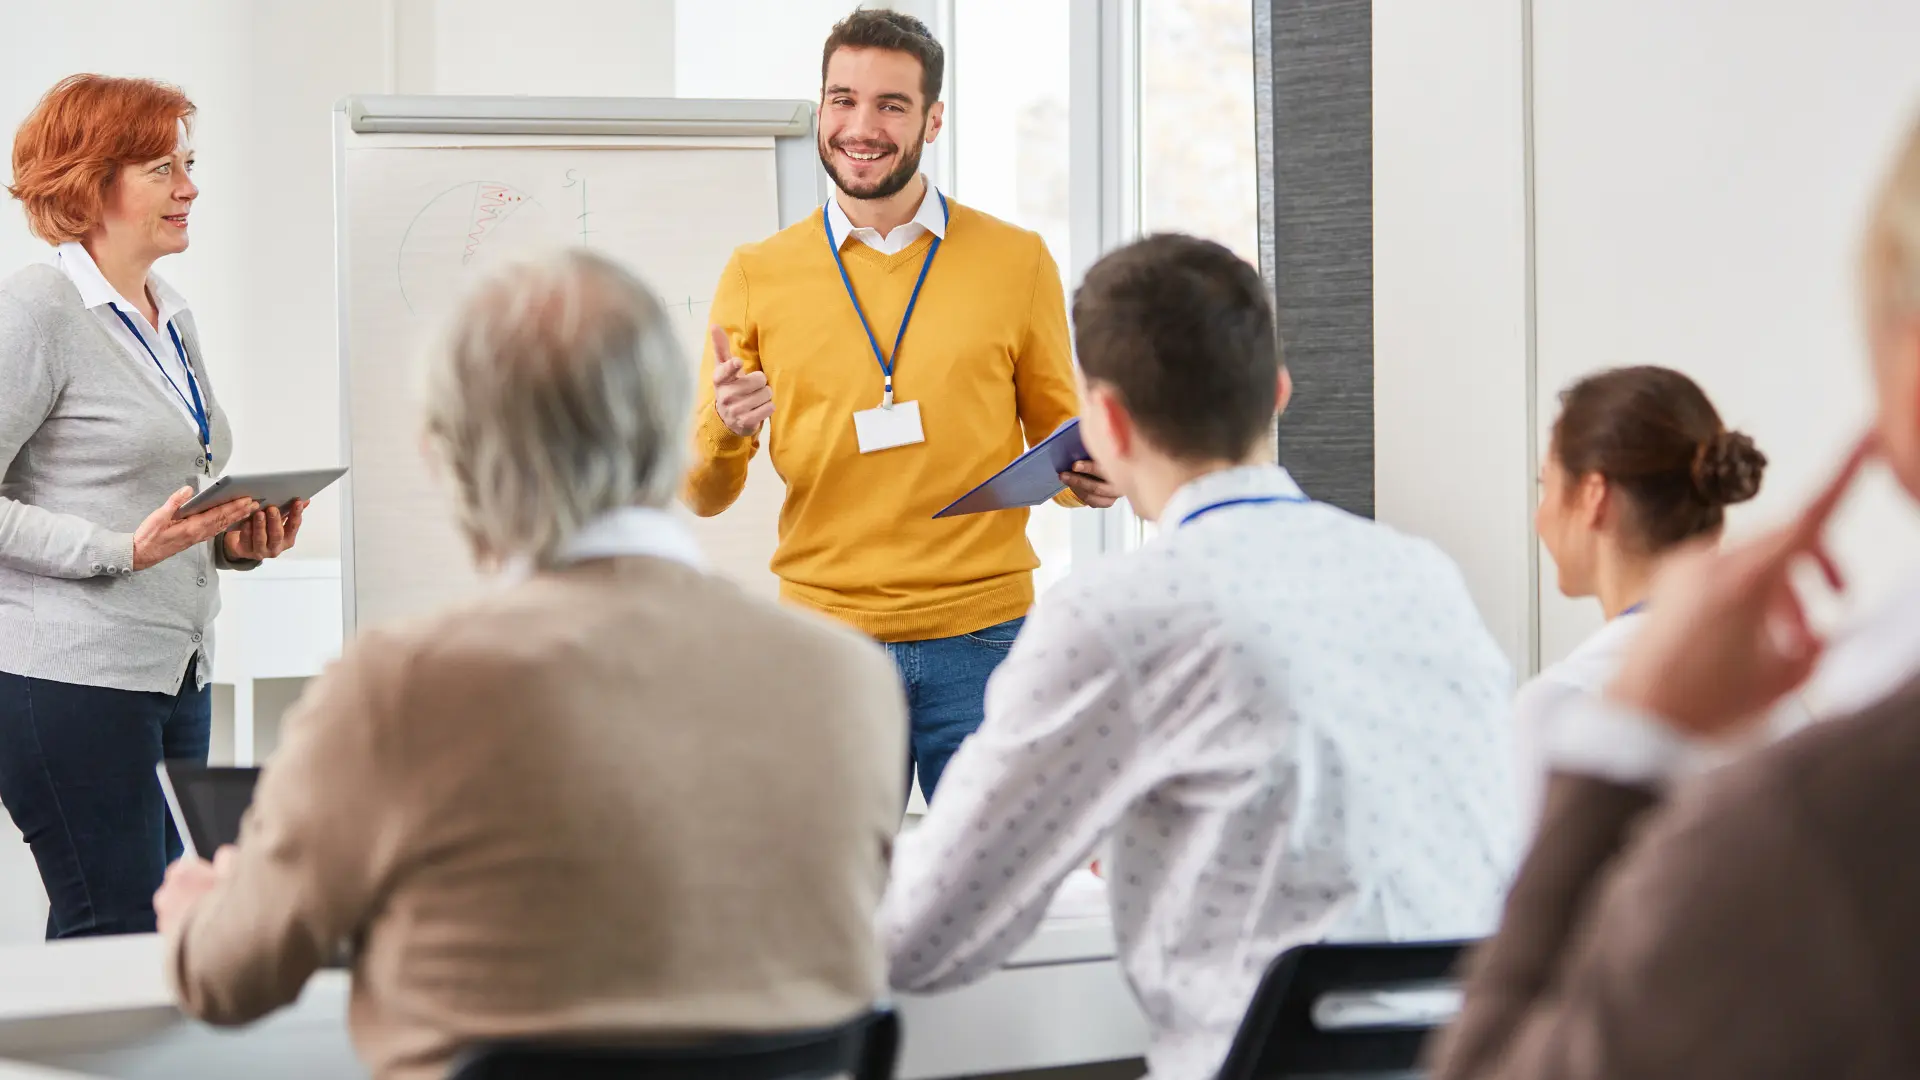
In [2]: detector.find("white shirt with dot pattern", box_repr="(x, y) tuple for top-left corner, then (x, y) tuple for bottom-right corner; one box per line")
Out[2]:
(879, 464), (1522, 1080)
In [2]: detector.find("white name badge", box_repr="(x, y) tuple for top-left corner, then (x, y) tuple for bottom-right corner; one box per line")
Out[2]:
(853, 400), (926, 454)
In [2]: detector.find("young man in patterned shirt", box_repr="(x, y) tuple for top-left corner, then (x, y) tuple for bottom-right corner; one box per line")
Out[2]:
(879, 234), (1520, 1080)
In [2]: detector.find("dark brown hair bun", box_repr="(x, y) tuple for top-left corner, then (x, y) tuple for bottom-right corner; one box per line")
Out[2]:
(1691, 430), (1767, 508)
(1551, 366), (1767, 552)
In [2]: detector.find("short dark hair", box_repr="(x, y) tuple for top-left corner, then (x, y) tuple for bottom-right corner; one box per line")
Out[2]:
(1073, 234), (1281, 462)
(1551, 365), (1768, 551)
(821, 8), (945, 106)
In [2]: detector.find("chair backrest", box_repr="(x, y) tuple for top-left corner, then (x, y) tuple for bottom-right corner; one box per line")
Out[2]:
(1213, 941), (1472, 1080)
(446, 1007), (899, 1080)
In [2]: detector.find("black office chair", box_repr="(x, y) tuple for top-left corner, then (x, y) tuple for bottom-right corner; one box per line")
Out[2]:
(1213, 941), (1472, 1080)
(446, 1006), (899, 1080)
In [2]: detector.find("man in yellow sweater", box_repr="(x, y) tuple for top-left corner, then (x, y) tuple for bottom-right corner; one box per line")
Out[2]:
(684, 9), (1115, 797)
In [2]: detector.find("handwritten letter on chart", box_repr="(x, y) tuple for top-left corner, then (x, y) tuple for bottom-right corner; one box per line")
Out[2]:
(344, 144), (784, 627)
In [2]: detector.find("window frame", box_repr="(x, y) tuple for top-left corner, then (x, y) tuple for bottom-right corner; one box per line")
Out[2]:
(1067, 0), (1149, 558)
(936, 0), (1151, 566)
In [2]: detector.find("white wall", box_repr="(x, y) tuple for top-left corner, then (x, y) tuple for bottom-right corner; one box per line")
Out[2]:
(418, 0), (675, 97)
(673, 0), (852, 101)
(1374, 0), (1920, 682)
(1530, 0), (1920, 662)
(1372, 0), (1535, 673)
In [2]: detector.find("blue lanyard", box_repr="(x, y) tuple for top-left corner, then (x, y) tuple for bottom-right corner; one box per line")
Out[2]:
(823, 190), (947, 408)
(1178, 494), (1309, 528)
(1620, 602), (1647, 617)
(112, 307), (211, 467)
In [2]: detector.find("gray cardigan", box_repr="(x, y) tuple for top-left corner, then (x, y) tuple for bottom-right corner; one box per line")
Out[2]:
(0, 264), (238, 693)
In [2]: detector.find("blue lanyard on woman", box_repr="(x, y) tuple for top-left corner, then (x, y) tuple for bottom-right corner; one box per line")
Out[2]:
(111, 307), (211, 474)
(823, 190), (947, 409)
(1178, 493), (1310, 528)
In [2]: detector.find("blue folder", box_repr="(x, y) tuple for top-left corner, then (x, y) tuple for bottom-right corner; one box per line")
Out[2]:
(934, 419), (1090, 519)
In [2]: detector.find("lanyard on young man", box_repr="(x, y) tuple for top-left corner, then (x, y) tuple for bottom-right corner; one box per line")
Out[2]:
(1177, 494), (1311, 528)
(824, 189), (948, 411)
(826, 190), (950, 456)
(111, 307), (212, 474)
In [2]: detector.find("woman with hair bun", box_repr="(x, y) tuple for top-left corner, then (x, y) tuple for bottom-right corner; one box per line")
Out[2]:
(1516, 365), (1807, 824)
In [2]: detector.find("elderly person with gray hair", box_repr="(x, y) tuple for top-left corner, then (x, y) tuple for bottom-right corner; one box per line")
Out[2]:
(149, 250), (907, 1080)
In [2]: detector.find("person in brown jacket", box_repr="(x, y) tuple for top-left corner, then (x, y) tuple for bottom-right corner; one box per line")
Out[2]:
(1432, 111), (1920, 1080)
(148, 250), (908, 1080)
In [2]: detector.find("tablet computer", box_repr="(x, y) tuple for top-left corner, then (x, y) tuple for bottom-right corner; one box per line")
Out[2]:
(933, 419), (1090, 518)
(174, 467), (347, 520)
(157, 762), (260, 859)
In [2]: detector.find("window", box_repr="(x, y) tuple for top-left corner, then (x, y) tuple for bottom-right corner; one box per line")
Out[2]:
(1126, 0), (1259, 547)
(1139, 0), (1259, 260)
(952, 0), (1078, 593)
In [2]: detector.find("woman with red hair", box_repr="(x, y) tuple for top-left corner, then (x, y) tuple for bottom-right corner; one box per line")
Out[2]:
(0, 75), (304, 938)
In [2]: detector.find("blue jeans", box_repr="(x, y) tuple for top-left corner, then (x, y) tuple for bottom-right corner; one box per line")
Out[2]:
(887, 617), (1025, 800)
(0, 660), (211, 939)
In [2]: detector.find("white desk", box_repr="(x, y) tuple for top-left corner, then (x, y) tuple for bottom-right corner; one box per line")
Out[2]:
(0, 1063), (104, 1079)
(897, 914), (1147, 1078)
(0, 936), (355, 1080)
(0, 913), (1145, 1079)
(208, 558), (343, 764)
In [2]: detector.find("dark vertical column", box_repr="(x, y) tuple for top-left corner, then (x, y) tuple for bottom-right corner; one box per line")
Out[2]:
(1254, 0), (1373, 516)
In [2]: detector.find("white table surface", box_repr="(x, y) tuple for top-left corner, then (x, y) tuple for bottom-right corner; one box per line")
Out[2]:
(0, 1063), (103, 1079)
(0, 891), (1145, 1080)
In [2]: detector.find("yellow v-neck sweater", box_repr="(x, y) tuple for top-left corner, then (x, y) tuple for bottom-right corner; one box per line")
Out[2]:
(683, 201), (1081, 643)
